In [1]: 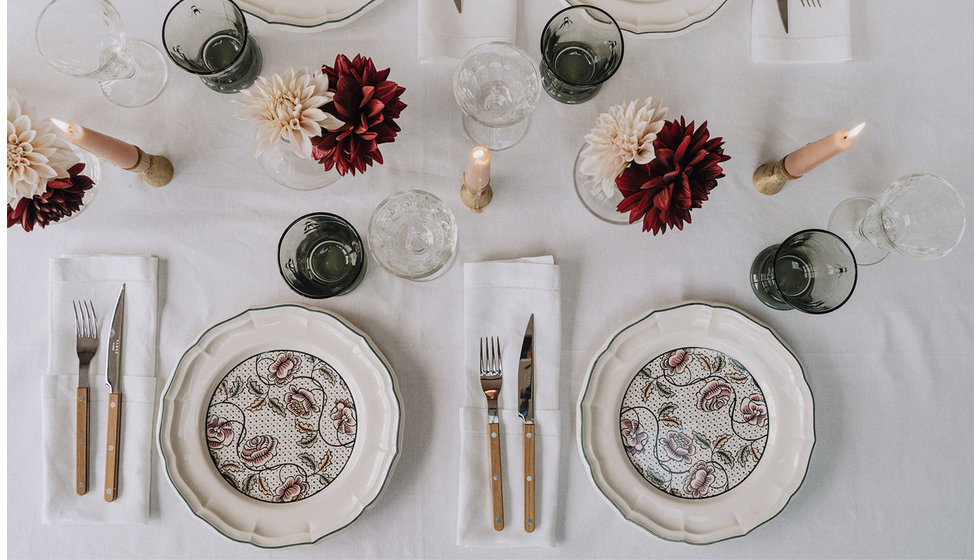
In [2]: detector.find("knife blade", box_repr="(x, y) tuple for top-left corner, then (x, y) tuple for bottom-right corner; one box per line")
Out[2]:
(517, 314), (535, 533)
(454, 0), (462, 13)
(104, 284), (125, 502)
(777, 0), (789, 34)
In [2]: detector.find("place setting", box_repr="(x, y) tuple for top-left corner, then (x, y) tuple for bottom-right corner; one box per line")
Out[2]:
(8, 0), (973, 557)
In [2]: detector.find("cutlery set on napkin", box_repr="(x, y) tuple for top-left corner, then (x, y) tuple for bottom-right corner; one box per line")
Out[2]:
(43, 255), (158, 524)
(460, 257), (560, 547)
(752, 0), (851, 63)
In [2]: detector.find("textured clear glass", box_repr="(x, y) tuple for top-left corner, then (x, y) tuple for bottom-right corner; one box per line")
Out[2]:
(368, 190), (458, 281)
(162, 0), (262, 93)
(750, 229), (857, 314)
(573, 143), (629, 225)
(278, 213), (365, 298)
(453, 42), (541, 151)
(540, 5), (624, 104)
(828, 174), (966, 265)
(35, 0), (168, 107)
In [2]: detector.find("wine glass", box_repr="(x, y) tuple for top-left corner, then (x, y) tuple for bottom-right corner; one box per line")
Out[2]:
(162, 0), (263, 94)
(828, 173), (966, 265)
(750, 229), (858, 313)
(35, 0), (168, 108)
(368, 190), (458, 281)
(539, 5), (624, 104)
(453, 42), (541, 151)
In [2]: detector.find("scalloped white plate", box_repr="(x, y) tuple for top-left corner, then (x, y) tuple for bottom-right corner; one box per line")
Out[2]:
(238, 0), (383, 32)
(578, 302), (814, 544)
(159, 304), (402, 548)
(565, 0), (730, 35)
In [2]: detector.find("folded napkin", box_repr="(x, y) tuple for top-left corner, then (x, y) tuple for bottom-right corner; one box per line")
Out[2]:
(751, 0), (851, 63)
(458, 256), (561, 547)
(419, 0), (517, 63)
(42, 255), (159, 524)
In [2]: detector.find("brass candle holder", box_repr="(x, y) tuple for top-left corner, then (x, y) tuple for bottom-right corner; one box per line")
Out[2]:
(124, 147), (173, 187)
(460, 172), (492, 213)
(752, 157), (800, 195)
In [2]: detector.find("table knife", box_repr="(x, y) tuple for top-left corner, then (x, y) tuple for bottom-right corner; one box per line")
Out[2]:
(454, 0), (462, 13)
(517, 314), (535, 533)
(104, 284), (125, 502)
(777, 0), (789, 33)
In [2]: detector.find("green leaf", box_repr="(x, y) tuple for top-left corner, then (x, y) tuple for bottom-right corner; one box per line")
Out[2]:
(655, 380), (675, 398)
(658, 402), (678, 418)
(693, 431), (712, 450)
(297, 433), (318, 448)
(712, 356), (725, 373)
(268, 397), (286, 417)
(738, 444), (752, 466)
(717, 449), (735, 467)
(247, 376), (264, 396)
(298, 452), (318, 471)
(319, 474), (334, 486)
(220, 472), (238, 490)
(228, 377), (243, 398)
(645, 468), (666, 489)
(316, 365), (338, 385)
(243, 473), (257, 494)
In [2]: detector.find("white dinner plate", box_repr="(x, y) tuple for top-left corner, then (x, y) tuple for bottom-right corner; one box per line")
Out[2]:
(565, 0), (730, 35)
(578, 302), (814, 544)
(238, 0), (384, 32)
(159, 304), (402, 548)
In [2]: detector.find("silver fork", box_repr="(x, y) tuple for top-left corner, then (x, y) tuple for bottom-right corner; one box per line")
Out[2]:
(801, 0), (821, 6)
(73, 300), (98, 495)
(479, 337), (504, 531)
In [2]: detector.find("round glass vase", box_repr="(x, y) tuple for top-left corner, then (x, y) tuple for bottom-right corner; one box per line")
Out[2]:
(257, 140), (341, 191)
(56, 145), (102, 224)
(573, 143), (629, 225)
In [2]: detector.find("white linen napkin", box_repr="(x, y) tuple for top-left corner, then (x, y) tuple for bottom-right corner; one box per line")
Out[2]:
(42, 255), (159, 524)
(751, 0), (851, 63)
(458, 256), (561, 547)
(418, 0), (517, 63)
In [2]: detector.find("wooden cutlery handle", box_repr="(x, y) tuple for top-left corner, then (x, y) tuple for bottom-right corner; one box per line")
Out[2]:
(75, 387), (88, 496)
(487, 423), (504, 531)
(104, 393), (122, 502)
(523, 423), (535, 533)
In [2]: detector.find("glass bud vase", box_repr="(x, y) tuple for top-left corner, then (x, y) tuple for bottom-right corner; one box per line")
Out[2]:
(573, 143), (630, 225)
(257, 140), (341, 191)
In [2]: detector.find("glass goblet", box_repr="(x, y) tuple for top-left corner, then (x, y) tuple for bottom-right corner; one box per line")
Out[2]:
(278, 213), (366, 298)
(828, 173), (966, 265)
(750, 229), (858, 314)
(539, 5), (624, 104)
(453, 42), (541, 151)
(573, 142), (629, 225)
(35, 0), (169, 108)
(368, 190), (458, 282)
(162, 0), (263, 94)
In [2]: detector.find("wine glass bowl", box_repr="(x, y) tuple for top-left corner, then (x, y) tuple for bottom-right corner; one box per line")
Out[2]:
(368, 190), (458, 282)
(453, 42), (541, 151)
(828, 173), (966, 265)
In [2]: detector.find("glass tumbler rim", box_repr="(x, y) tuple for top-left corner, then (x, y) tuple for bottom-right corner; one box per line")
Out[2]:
(539, 4), (625, 88)
(35, 0), (127, 77)
(453, 41), (541, 128)
(162, 0), (251, 76)
(367, 189), (458, 281)
(277, 212), (364, 299)
(774, 228), (858, 315)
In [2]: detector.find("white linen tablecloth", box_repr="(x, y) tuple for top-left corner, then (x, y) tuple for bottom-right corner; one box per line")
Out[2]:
(7, 1), (972, 558)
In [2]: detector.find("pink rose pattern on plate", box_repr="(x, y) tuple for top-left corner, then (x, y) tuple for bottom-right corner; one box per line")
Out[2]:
(205, 349), (357, 503)
(620, 347), (768, 499)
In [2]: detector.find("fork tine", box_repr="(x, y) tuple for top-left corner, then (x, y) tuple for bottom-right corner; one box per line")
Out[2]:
(73, 300), (82, 335)
(85, 300), (97, 337)
(480, 337), (486, 373)
(494, 337), (502, 371)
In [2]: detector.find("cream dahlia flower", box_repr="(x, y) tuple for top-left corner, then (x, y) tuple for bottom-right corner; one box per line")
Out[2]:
(235, 67), (344, 158)
(7, 93), (77, 204)
(579, 97), (668, 199)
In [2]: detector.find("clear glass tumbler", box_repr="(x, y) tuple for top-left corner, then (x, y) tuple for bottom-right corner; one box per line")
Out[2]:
(827, 173), (966, 265)
(162, 0), (262, 93)
(750, 229), (858, 313)
(453, 42), (541, 151)
(539, 5), (624, 104)
(278, 213), (366, 298)
(368, 190), (458, 281)
(35, 0), (169, 107)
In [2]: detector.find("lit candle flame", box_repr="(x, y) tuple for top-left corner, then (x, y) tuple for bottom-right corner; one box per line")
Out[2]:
(471, 146), (490, 164)
(846, 122), (866, 138)
(49, 118), (72, 133)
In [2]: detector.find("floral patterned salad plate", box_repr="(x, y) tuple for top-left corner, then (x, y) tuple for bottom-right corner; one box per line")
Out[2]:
(565, 0), (729, 35)
(238, 0), (383, 32)
(578, 302), (814, 544)
(159, 304), (402, 548)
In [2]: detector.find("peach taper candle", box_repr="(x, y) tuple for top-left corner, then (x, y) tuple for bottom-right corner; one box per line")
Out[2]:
(460, 146), (492, 212)
(50, 119), (173, 187)
(753, 122), (865, 195)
